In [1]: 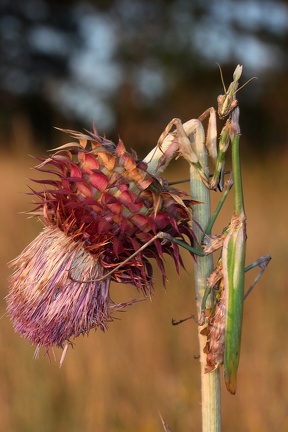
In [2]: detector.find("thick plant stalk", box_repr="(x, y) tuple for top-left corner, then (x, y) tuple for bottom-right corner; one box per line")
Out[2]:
(189, 132), (222, 432)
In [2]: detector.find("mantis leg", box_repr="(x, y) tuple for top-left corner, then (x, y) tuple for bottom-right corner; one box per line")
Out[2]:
(243, 254), (271, 300)
(200, 254), (271, 324)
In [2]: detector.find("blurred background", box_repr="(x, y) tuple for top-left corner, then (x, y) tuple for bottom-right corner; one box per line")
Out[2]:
(0, 0), (287, 431)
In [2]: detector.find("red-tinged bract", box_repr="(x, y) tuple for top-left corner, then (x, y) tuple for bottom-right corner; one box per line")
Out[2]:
(7, 128), (197, 351)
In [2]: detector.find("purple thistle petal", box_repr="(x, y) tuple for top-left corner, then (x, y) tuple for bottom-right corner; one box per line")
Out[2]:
(7, 226), (134, 349)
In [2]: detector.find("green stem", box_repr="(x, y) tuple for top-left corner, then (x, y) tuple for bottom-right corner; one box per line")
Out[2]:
(189, 138), (222, 432)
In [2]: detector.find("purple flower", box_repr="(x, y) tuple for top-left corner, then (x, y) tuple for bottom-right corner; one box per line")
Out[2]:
(7, 128), (197, 351)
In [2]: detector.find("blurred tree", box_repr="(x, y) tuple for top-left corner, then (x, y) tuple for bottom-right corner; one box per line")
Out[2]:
(0, 0), (288, 153)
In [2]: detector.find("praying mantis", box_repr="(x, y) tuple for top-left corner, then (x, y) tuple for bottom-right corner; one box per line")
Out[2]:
(87, 64), (270, 394)
(144, 64), (271, 394)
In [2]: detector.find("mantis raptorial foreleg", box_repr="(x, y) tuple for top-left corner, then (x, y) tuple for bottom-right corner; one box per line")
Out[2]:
(144, 113), (221, 190)
(144, 66), (244, 191)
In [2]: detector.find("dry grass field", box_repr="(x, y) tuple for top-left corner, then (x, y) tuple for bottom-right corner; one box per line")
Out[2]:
(0, 135), (287, 431)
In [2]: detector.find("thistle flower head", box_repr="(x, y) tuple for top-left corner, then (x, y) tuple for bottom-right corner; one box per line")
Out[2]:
(7, 128), (197, 351)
